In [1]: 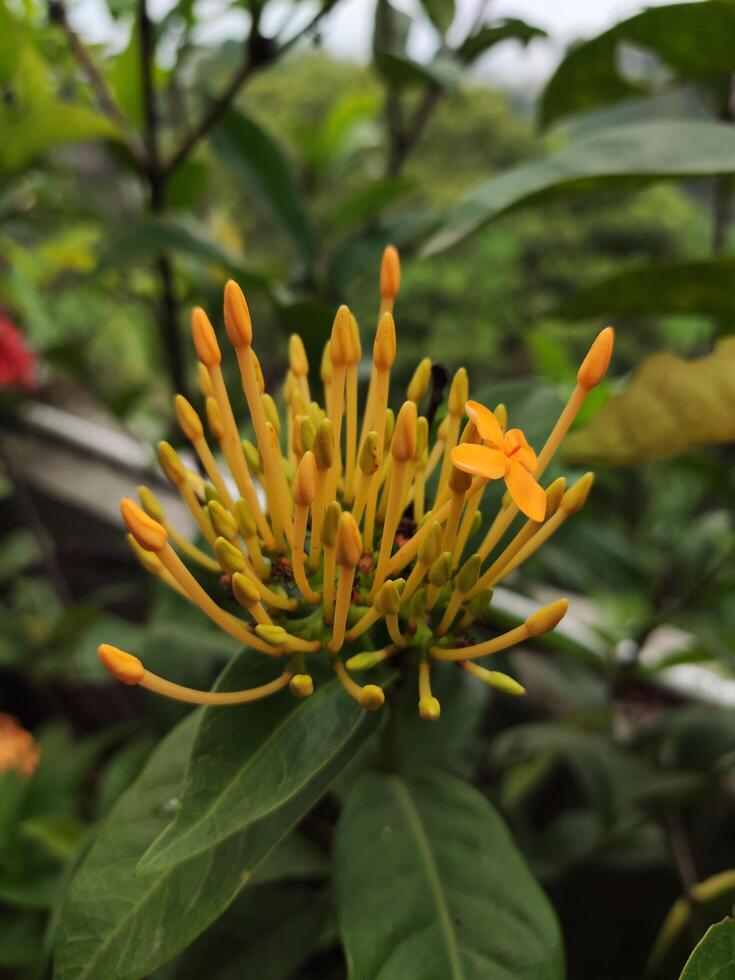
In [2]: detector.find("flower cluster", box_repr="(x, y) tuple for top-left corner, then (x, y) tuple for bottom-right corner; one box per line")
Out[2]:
(99, 246), (613, 718)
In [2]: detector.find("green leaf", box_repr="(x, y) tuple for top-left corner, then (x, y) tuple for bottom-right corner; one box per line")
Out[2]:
(152, 882), (329, 980)
(138, 656), (384, 874)
(418, 0), (455, 35)
(374, 51), (460, 91)
(421, 121), (735, 255)
(679, 918), (735, 979)
(564, 336), (735, 465)
(212, 107), (315, 266)
(99, 215), (270, 293)
(458, 18), (547, 65)
(555, 259), (735, 321)
(334, 770), (565, 979)
(541, 1), (735, 129)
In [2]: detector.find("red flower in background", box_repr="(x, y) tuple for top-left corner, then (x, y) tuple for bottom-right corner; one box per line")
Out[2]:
(0, 314), (36, 390)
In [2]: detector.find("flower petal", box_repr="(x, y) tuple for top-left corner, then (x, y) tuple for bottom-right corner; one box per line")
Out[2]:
(451, 444), (507, 480)
(465, 400), (504, 447)
(505, 460), (546, 522)
(505, 428), (538, 472)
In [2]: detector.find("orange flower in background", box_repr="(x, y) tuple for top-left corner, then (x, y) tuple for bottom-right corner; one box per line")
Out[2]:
(451, 401), (546, 522)
(0, 714), (40, 778)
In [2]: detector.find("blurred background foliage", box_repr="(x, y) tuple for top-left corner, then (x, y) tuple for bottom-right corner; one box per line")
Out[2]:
(2, 0), (735, 977)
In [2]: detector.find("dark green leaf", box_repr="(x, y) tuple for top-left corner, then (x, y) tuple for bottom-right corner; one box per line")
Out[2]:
(555, 259), (735, 321)
(458, 18), (547, 65)
(138, 656), (384, 874)
(679, 918), (735, 979)
(422, 121), (735, 255)
(418, 0), (455, 35)
(374, 51), (460, 91)
(212, 107), (315, 265)
(334, 769), (565, 979)
(541, 1), (735, 129)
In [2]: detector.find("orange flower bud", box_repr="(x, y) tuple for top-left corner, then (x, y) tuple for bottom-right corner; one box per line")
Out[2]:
(120, 498), (168, 553)
(223, 280), (253, 348)
(380, 244), (400, 299)
(191, 308), (221, 367)
(98, 644), (145, 685)
(373, 313), (396, 370)
(577, 326), (614, 391)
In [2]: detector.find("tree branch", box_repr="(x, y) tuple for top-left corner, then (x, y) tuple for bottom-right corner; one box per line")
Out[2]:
(161, 0), (340, 179)
(48, 0), (148, 169)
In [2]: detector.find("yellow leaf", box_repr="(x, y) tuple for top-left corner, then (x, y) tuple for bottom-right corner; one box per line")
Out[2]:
(564, 337), (735, 465)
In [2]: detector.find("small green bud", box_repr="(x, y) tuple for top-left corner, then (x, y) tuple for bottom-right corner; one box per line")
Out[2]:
(428, 552), (452, 588)
(456, 555), (481, 594)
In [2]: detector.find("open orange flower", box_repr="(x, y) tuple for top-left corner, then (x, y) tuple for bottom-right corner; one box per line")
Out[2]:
(451, 400), (546, 522)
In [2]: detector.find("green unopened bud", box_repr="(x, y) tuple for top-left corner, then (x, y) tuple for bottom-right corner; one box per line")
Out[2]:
(409, 587), (427, 619)
(345, 651), (379, 671)
(242, 439), (261, 473)
(359, 432), (381, 476)
(470, 510), (482, 536)
(428, 552), (452, 588)
(138, 485), (166, 523)
(231, 571), (260, 608)
(157, 441), (186, 487)
(418, 522), (442, 566)
(322, 501), (341, 548)
(215, 537), (247, 574)
(300, 415), (316, 452)
(208, 500), (238, 540)
(313, 418), (335, 470)
(261, 393), (280, 436)
(456, 555), (481, 594)
(484, 671), (525, 696)
(414, 417), (428, 461)
(407, 357), (432, 403)
(290, 674), (314, 698)
(467, 588), (493, 616)
(203, 483), (221, 505)
(234, 499), (257, 538)
(255, 624), (289, 647)
(376, 580), (401, 615)
(383, 409), (395, 454)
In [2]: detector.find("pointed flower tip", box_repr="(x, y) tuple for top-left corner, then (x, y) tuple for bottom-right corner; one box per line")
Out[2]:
(346, 651), (379, 671)
(293, 451), (318, 506)
(191, 307), (221, 367)
(121, 498), (167, 553)
(175, 394), (203, 441)
(447, 367), (469, 417)
(391, 401), (418, 462)
(98, 644), (144, 685)
(223, 280), (252, 348)
(380, 244), (400, 299)
(562, 472), (595, 515)
(407, 357), (432, 403)
(232, 571), (260, 608)
(157, 441), (187, 487)
(215, 537), (247, 575)
(578, 325), (614, 390)
(360, 684), (385, 711)
(330, 305), (352, 366)
(290, 674), (314, 698)
(485, 671), (525, 696)
(288, 334), (308, 376)
(373, 313), (397, 370)
(419, 696), (441, 721)
(525, 598), (568, 638)
(335, 512), (362, 568)
(137, 485), (165, 523)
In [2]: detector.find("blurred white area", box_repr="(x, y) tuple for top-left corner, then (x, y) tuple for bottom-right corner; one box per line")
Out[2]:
(68, 0), (676, 90)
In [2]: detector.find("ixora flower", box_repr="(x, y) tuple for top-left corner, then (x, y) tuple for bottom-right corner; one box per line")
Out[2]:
(0, 714), (40, 777)
(99, 246), (614, 719)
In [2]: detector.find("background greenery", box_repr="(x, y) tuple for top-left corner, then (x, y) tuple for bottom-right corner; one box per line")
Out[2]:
(2, 0), (735, 977)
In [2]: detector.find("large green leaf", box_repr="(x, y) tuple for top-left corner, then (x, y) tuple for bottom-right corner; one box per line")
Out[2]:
(212, 107), (315, 266)
(564, 336), (735, 465)
(555, 259), (735, 321)
(54, 657), (380, 979)
(679, 919), (735, 979)
(334, 769), (565, 979)
(421, 121), (735, 255)
(418, 0), (454, 35)
(138, 656), (384, 874)
(458, 18), (547, 65)
(541, 1), (735, 129)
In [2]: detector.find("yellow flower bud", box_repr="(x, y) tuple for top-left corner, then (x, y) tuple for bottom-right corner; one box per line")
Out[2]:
(215, 537), (247, 574)
(359, 432), (381, 475)
(261, 393), (280, 437)
(561, 473), (594, 515)
(376, 580), (401, 615)
(234, 499), (257, 537)
(300, 415), (316, 452)
(456, 555), (480, 594)
(407, 357), (432, 403)
(335, 512), (362, 568)
(380, 244), (400, 299)
(290, 674), (314, 698)
(360, 684), (385, 711)
(429, 552), (452, 588)
(288, 334), (309, 376)
(525, 598), (568, 638)
(208, 500), (238, 540)
(345, 651), (379, 671)
(293, 451), (318, 506)
(320, 341), (332, 384)
(348, 314), (362, 364)
(414, 417), (428, 461)
(418, 522), (442, 566)
(494, 403), (507, 431)
(447, 367), (468, 417)
(419, 696), (441, 721)
(242, 439), (261, 473)
(483, 671), (525, 696)
(223, 280), (253, 349)
(255, 624), (289, 647)
(313, 418), (335, 470)
(197, 361), (213, 397)
(157, 441), (187, 487)
(330, 305), (352, 366)
(120, 498), (168, 553)
(544, 477), (567, 521)
(191, 308), (221, 367)
(175, 394), (203, 442)
(391, 401), (418, 463)
(98, 644), (144, 685)
(383, 409), (395, 454)
(373, 313), (396, 370)
(231, 571), (260, 608)
(578, 326), (614, 391)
